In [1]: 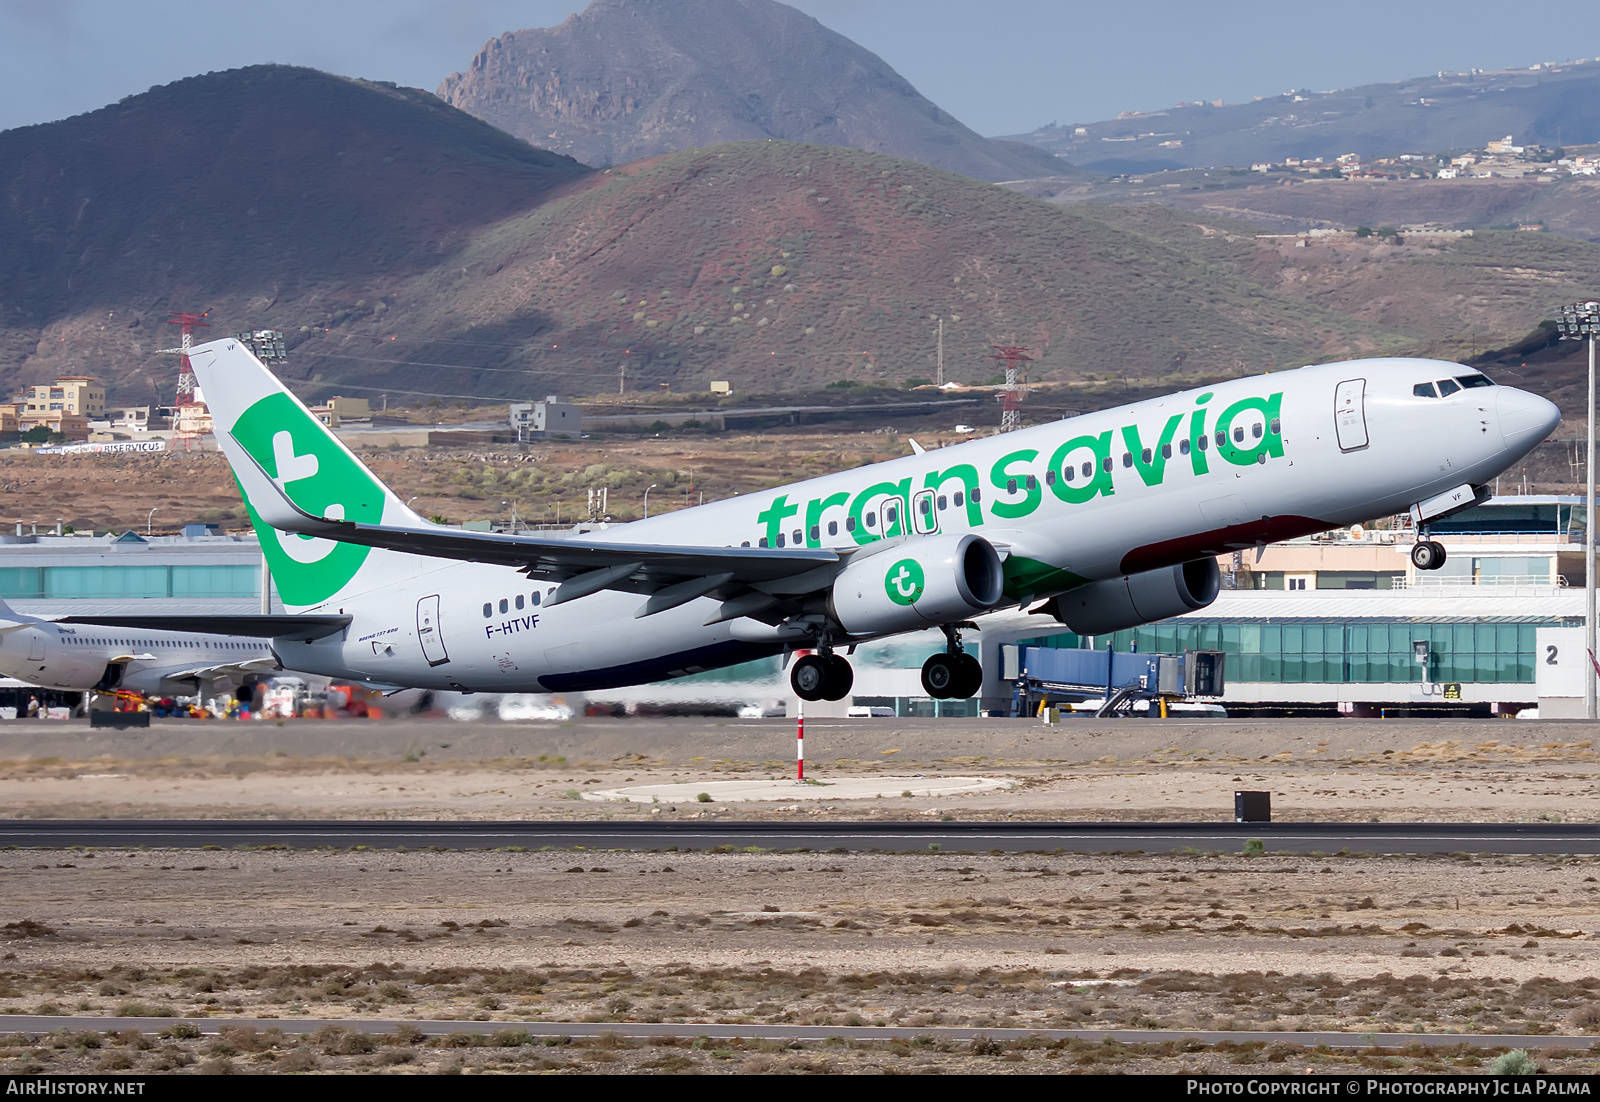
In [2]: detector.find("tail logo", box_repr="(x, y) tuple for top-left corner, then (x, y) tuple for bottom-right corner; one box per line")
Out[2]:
(230, 392), (384, 606)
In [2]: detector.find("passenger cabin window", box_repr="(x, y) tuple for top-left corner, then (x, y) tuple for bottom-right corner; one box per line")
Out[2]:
(1142, 447), (1153, 463)
(776, 532), (786, 547)
(970, 487), (981, 502)
(1414, 382), (1438, 398)
(1101, 456), (1113, 472)
(1121, 452), (1133, 468)
(1269, 418), (1281, 434)
(792, 529), (802, 545)
(1252, 423), (1263, 439)
(1436, 379), (1461, 397)
(1179, 439), (1191, 455)
(1233, 426), (1245, 443)
(1044, 469), (1056, 486)
(827, 520), (838, 536)
(952, 491), (964, 508)
(866, 512), (877, 528)
(531, 592), (541, 606)
(515, 594), (525, 610)
(1007, 479), (1017, 494)
(810, 524), (821, 540)
(1161, 443), (1172, 460)
(1025, 475), (1037, 491)
(1081, 461), (1092, 477)
(1215, 430), (1227, 447)
(937, 495), (947, 510)
(846, 515), (857, 532)
(919, 498), (932, 514)
(1063, 466), (1075, 482)
(1197, 435), (1208, 452)
(499, 598), (509, 613)
(482, 603), (492, 618)
(759, 537), (769, 547)
(885, 507), (897, 526)
(1456, 373), (1494, 388)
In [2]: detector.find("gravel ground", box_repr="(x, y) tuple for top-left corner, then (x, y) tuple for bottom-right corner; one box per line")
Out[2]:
(2, 716), (1598, 1074)
(0, 715), (1595, 822)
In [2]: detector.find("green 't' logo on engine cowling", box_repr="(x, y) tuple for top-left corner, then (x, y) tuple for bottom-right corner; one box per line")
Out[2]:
(230, 391), (385, 607)
(885, 558), (924, 606)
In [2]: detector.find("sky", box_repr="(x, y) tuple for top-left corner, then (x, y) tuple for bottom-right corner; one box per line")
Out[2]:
(2, 0), (1598, 137)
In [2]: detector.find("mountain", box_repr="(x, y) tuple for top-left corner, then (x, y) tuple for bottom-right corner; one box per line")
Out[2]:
(1005, 60), (1600, 173)
(436, 0), (1066, 183)
(0, 65), (588, 317)
(4, 69), (1598, 419)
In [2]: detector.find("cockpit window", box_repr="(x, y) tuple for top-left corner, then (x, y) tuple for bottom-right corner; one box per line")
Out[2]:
(1435, 379), (1462, 397)
(1455, 373), (1494, 389)
(1413, 382), (1437, 398)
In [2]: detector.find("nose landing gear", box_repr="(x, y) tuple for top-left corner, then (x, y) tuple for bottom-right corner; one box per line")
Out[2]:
(1410, 540), (1447, 571)
(790, 650), (854, 702)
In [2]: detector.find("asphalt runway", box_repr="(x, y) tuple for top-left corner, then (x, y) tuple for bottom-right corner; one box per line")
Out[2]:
(0, 1015), (1586, 1050)
(4, 819), (1600, 854)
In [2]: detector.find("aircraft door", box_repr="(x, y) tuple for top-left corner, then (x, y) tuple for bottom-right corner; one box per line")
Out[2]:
(416, 595), (449, 667)
(911, 489), (939, 535)
(1334, 378), (1369, 452)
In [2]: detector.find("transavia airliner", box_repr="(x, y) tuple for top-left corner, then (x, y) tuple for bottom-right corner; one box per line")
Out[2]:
(172, 338), (1556, 703)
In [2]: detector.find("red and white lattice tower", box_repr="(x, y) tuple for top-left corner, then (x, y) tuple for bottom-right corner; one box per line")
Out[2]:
(167, 312), (209, 406)
(991, 345), (1033, 433)
(166, 312), (211, 449)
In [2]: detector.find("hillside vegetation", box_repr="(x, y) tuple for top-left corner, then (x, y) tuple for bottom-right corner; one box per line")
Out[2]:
(4, 69), (1599, 410)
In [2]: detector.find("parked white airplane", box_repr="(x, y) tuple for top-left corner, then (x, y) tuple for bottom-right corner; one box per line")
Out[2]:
(0, 601), (346, 697)
(183, 337), (1557, 703)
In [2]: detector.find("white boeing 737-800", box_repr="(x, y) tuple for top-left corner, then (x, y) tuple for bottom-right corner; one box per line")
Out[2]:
(175, 338), (1556, 703)
(0, 602), (343, 697)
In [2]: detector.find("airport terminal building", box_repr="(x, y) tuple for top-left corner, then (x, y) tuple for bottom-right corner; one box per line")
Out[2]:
(0, 497), (1585, 718)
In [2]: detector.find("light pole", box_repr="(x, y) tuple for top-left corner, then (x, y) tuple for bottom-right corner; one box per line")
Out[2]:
(147, 507), (158, 536)
(643, 484), (658, 519)
(1556, 300), (1600, 719)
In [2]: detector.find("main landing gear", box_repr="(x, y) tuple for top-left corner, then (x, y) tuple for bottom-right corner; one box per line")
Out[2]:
(921, 624), (983, 700)
(791, 650), (854, 702)
(1410, 539), (1447, 571)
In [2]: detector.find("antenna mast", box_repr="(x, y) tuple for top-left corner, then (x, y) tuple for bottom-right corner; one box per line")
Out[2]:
(991, 344), (1033, 433)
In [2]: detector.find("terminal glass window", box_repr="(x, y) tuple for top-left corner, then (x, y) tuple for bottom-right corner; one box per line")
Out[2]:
(1086, 619), (1547, 685)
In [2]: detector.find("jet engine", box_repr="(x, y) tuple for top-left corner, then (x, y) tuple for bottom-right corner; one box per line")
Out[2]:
(1045, 558), (1220, 636)
(829, 534), (1005, 635)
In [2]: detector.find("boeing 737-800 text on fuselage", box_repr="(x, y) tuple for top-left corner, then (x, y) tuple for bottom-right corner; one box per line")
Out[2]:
(177, 339), (1556, 702)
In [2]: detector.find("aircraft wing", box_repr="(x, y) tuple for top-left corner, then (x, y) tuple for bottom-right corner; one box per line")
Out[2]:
(231, 438), (842, 604)
(51, 614), (351, 641)
(124, 656), (282, 695)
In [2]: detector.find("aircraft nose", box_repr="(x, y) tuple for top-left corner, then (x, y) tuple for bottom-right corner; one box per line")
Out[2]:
(1497, 387), (1561, 454)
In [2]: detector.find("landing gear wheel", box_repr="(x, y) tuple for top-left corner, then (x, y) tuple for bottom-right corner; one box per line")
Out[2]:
(822, 655), (854, 702)
(791, 654), (830, 701)
(921, 653), (960, 698)
(952, 653), (983, 699)
(1410, 540), (1447, 571)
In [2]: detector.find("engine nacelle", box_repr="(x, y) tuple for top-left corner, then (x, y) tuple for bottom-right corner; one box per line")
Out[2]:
(1048, 558), (1220, 636)
(830, 534), (1005, 636)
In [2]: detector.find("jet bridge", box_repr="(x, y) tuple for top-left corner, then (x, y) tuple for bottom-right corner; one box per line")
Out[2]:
(1003, 645), (1225, 718)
